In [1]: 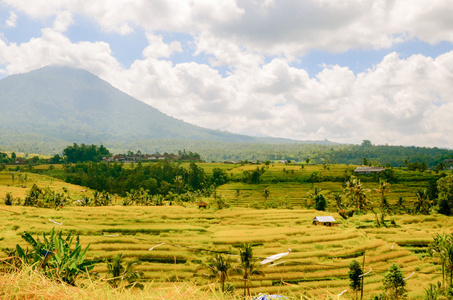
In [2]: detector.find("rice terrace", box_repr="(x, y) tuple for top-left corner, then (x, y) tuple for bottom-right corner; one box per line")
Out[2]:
(1, 145), (453, 300)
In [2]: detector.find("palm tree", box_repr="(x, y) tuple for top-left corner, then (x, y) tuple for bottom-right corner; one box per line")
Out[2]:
(344, 176), (369, 210)
(414, 189), (431, 215)
(374, 179), (391, 225)
(334, 192), (344, 210)
(375, 179), (390, 208)
(207, 253), (232, 293)
(429, 233), (452, 287)
(237, 243), (265, 297)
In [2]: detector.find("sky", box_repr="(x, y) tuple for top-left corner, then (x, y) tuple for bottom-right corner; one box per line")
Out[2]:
(0, 0), (453, 148)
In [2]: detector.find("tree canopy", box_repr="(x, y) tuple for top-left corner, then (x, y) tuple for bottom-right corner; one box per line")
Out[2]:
(63, 143), (111, 163)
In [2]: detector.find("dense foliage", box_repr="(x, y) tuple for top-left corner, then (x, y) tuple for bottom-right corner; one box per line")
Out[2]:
(61, 161), (225, 196)
(63, 143), (111, 163)
(3, 138), (453, 167)
(121, 139), (453, 167)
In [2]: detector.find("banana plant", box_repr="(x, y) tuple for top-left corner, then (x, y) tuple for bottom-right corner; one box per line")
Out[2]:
(15, 228), (97, 285)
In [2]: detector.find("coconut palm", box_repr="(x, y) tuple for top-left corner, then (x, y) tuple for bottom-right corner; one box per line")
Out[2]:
(375, 179), (391, 208)
(414, 189), (431, 215)
(429, 233), (452, 287)
(236, 243), (265, 297)
(206, 253), (232, 293)
(344, 176), (369, 210)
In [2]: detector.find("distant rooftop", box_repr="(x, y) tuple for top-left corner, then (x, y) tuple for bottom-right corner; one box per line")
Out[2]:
(354, 167), (385, 174)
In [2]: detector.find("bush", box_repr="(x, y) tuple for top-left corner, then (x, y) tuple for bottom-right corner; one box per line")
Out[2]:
(3, 192), (13, 205)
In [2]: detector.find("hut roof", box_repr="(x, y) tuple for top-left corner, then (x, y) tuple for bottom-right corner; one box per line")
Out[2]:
(313, 216), (336, 222)
(354, 167), (385, 173)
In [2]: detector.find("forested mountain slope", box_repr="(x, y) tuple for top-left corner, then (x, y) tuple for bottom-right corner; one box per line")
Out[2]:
(0, 65), (297, 145)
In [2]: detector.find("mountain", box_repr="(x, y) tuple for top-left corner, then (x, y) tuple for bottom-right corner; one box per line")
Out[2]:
(0, 65), (264, 144)
(0, 65), (338, 155)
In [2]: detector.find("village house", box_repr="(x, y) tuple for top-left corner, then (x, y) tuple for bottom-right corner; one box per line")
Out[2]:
(354, 167), (385, 174)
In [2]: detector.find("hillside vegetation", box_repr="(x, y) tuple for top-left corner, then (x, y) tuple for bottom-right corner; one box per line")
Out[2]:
(1, 162), (453, 299)
(0, 66), (299, 150)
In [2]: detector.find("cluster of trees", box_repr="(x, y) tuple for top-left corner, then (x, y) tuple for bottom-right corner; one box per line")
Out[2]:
(349, 260), (408, 300)
(60, 161), (227, 197)
(0, 151), (56, 168)
(63, 143), (111, 163)
(312, 174), (453, 219)
(3, 184), (69, 208)
(325, 140), (453, 168)
(1, 144), (204, 171)
(240, 167), (265, 184)
(143, 139), (453, 167)
(348, 233), (453, 299)
(3, 138), (453, 167)
(62, 144), (203, 164)
(206, 243), (264, 297)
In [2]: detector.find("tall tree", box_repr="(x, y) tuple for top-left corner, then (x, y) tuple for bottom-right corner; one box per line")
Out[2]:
(437, 174), (453, 215)
(348, 259), (363, 300)
(237, 243), (265, 297)
(383, 263), (407, 300)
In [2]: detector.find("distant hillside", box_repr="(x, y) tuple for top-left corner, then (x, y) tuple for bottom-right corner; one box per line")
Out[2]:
(1, 65), (326, 150)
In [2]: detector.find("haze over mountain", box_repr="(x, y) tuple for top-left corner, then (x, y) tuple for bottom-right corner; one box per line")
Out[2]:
(0, 65), (333, 152)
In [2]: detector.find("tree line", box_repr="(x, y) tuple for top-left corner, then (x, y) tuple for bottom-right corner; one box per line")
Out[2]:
(60, 161), (227, 197)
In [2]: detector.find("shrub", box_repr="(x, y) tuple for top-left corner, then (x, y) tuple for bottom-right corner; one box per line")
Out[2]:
(3, 192), (13, 205)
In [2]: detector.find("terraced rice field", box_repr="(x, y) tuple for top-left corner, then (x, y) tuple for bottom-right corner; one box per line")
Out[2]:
(1, 204), (450, 299)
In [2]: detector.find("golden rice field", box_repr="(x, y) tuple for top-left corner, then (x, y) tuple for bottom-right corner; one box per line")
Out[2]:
(0, 165), (450, 299)
(1, 202), (451, 299)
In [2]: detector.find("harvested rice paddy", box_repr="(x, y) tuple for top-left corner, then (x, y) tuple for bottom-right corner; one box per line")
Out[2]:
(1, 204), (451, 299)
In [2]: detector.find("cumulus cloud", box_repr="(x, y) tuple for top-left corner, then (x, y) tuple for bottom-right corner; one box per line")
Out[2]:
(1, 0), (453, 148)
(113, 51), (453, 148)
(0, 27), (122, 76)
(4, 0), (452, 54)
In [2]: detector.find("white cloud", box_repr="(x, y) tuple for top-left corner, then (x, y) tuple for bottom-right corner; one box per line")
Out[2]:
(5, 11), (17, 28)
(142, 34), (182, 59)
(2, 24), (452, 147)
(5, 0), (453, 56)
(52, 10), (73, 32)
(0, 27), (122, 76)
(114, 51), (453, 148)
(1, 0), (453, 148)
